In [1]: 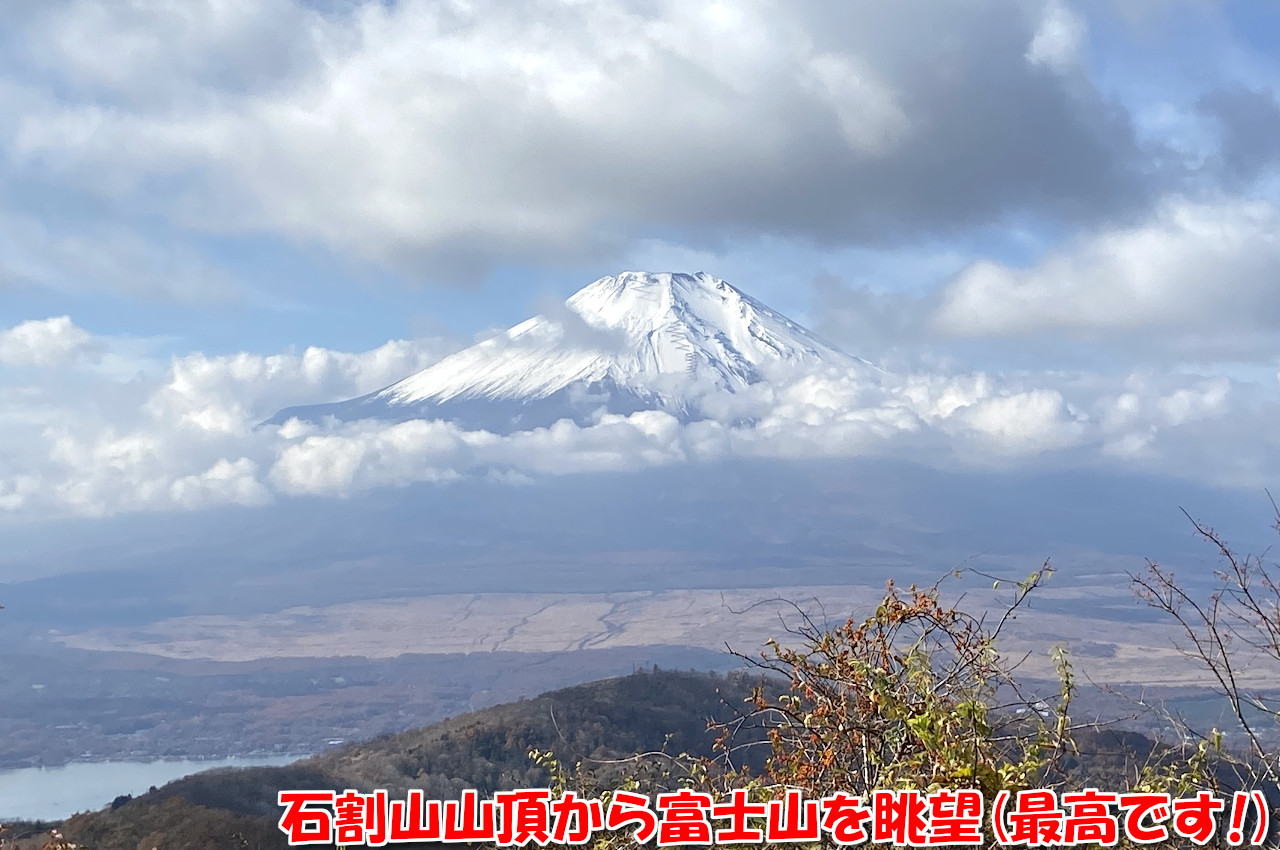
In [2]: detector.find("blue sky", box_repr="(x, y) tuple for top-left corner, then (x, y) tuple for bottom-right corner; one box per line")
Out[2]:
(2, 0), (1280, 520)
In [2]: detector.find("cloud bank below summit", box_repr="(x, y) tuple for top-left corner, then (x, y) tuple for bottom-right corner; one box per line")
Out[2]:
(0, 1), (1278, 523)
(0, 307), (1270, 521)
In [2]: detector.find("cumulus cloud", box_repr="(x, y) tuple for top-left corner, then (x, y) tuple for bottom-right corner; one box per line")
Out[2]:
(0, 316), (98, 366)
(147, 339), (458, 436)
(0, 318), (455, 516)
(0, 314), (1273, 519)
(169, 457), (271, 510)
(410, 364), (1238, 483)
(0, 0), (1151, 283)
(933, 197), (1280, 346)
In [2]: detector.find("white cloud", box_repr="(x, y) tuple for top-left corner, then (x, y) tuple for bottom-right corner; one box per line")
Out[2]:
(146, 338), (457, 436)
(250, 359), (1273, 497)
(0, 316), (97, 366)
(19, 0), (317, 104)
(0, 321), (454, 517)
(954, 389), (1086, 455)
(934, 197), (1280, 340)
(1026, 0), (1087, 73)
(0, 311), (1273, 519)
(169, 457), (271, 510)
(0, 474), (39, 511)
(1, 0), (1148, 282)
(269, 420), (464, 495)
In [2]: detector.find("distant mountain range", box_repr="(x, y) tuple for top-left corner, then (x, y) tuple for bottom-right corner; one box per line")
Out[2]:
(265, 271), (875, 433)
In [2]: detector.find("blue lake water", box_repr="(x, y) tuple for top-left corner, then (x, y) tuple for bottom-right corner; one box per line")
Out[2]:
(0, 755), (305, 822)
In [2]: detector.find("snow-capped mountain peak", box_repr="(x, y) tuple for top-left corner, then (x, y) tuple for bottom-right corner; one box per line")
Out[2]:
(266, 272), (871, 432)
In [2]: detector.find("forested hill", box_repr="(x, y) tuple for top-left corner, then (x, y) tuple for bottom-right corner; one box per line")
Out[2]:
(4, 668), (1235, 850)
(29, 669), (772, 850)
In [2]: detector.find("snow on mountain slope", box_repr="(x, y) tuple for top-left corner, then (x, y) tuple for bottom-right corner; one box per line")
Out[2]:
(265, 272), (874, 432)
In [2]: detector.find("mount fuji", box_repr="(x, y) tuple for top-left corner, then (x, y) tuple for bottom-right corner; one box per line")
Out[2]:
(265, 272), (874, 433)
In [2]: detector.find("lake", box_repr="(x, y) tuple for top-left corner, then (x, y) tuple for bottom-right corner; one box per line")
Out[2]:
(0, 755), (306, 822)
